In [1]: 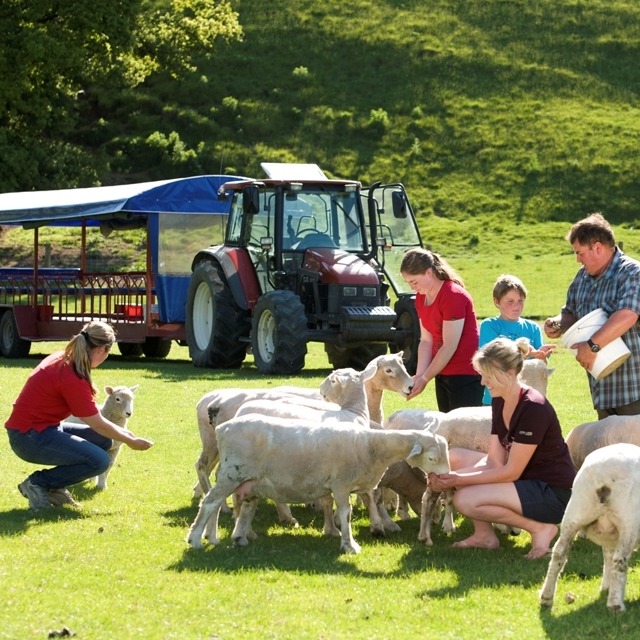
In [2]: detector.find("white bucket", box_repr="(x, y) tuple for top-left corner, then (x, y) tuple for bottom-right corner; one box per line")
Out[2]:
(562, 308), (631, 380)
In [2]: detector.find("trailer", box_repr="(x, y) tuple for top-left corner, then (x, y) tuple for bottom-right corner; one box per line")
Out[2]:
(0, 175), (241, 358)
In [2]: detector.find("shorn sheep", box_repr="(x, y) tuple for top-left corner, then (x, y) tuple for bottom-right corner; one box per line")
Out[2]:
(65, 384), (138, 490)
(192, 351), (413, 500)
(565, 415), (640, 470)
(187, 419), (449, 554)
(233, 363), (389, 534)
(540, 443), (640, 612)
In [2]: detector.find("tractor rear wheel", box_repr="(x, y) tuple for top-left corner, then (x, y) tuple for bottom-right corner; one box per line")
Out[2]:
(117, 342), (144, 357)
(186, 260), (249, 368)
(251, 290), (307, 375)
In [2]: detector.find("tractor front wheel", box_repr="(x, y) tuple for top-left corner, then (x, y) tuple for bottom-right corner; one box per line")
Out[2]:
(251, 290), (307, 375)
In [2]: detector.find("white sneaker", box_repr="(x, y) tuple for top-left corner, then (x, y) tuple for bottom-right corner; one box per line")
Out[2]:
(18, 479), (51, 510)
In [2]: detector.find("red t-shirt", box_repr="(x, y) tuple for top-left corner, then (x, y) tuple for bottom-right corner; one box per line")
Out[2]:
(415, 280), (479, 376)
(5, 352), (99, 433)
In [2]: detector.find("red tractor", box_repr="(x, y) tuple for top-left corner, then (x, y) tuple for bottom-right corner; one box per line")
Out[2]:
(185, 164), (423, 374)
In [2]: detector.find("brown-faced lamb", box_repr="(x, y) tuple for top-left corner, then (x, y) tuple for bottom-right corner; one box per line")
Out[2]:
(186, 419), (449, 554)
(540, 443), (640, 612)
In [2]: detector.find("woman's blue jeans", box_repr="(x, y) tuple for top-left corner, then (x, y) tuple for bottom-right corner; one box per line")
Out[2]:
(7, 423), (113, 489)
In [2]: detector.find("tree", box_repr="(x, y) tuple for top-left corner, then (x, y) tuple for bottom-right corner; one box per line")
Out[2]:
(0, 0), (242, 191)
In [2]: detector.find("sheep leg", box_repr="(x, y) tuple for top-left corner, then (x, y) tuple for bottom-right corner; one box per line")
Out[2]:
(396, 495), (412, 520)
(232, 499), (259, 546)
(334, 490), (361, 554)
(95, 443), (122, 490)
(605, 533), (636, 612)
(193, 446), (219, 500)
(358, 490), (386, 537)
(373, 488), (401, 533)
(441, 490), (456, 533)
(539, 524), (579, 607)
(187, 484), (232, 548)
(418, 487), (440, 546)
(381, 487), (399, 513)
(321, 495), (340, 537)
(275, 502), (299, 527)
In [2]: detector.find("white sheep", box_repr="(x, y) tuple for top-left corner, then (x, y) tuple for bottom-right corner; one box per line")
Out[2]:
(64, 384), (138, 490)
(186, 419), (449, 554)
(540, 443), (640, 612)
(224, 364), (406, 537)
(232, 364), (376, 530)
(565, 415), (640, 470)
(192, 352), (413, 500)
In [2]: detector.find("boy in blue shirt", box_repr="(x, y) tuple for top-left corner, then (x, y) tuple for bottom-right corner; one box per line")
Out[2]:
(479, 274), (555, 405)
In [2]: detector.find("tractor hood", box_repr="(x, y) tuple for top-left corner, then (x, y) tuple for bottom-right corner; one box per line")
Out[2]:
(302, 248), (380, 285)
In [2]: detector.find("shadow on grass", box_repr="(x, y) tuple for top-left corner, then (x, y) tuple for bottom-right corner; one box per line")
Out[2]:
(538, 593), (640, 638)
(0, 505), (87, 536)
(0, 483), (118, 536)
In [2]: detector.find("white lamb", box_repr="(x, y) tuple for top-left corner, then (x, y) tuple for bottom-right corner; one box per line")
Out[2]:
(192, 352), (413, 500)
(187, 419), (449, 554)
(540, 443), (640, 612)
(65, 384), (138, 490)
(565, 415), (640, 470)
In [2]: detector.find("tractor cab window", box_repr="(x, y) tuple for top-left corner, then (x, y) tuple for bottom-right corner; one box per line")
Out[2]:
(285, 188), (365, 252)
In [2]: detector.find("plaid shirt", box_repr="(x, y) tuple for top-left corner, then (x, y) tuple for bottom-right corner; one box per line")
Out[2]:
(563, 247), (640, 410)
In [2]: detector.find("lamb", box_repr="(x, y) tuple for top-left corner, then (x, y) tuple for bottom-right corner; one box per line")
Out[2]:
(540, 443), (640, 612)
(192, 352), (413, 500)
(565, 415), (640, 470)
(186, 418), (449, 554)
(65, 384), (138, 490)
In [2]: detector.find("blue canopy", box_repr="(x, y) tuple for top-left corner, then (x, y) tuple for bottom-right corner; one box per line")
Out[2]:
(0, 174), (244, 226)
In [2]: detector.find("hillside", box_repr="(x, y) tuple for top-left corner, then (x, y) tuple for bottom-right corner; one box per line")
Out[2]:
(3, 1), (640, 319)
(97, 0), (640, 230)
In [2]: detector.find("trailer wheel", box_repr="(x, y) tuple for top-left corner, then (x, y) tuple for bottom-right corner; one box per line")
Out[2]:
(324, 343), (387, 370)
(186, 260), (249, 368)
(252, 290), (307, 375)
(0, 310), (31, 358)
(117, 342), (144, 357)
(391, 296), (419, 375)
(141, 337), (172, 359)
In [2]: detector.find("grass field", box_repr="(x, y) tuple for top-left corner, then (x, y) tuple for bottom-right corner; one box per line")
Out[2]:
(1, 338), (638, 639)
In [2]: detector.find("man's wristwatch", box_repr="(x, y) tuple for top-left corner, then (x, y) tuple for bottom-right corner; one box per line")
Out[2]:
(587, 338), (601, 353)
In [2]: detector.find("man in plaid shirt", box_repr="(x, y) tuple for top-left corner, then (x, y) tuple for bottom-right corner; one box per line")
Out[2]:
(544, 213), (640, 418)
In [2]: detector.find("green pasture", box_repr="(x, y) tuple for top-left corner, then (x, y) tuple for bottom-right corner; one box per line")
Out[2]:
(0, 336), (637, 640)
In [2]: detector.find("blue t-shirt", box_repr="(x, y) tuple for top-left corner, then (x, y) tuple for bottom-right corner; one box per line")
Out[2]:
(478, 316), (544, 404)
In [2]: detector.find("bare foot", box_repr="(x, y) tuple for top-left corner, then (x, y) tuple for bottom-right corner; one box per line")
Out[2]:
(452, 534), (500, 550)
(525, 523), (558, 559)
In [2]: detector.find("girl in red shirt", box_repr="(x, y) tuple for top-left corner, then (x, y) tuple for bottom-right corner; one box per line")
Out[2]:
(5, 320), (153, 510)
(401, 248), (483, 411)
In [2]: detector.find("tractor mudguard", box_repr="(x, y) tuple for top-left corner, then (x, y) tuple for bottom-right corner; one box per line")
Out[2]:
(192, 246), (260, 311)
